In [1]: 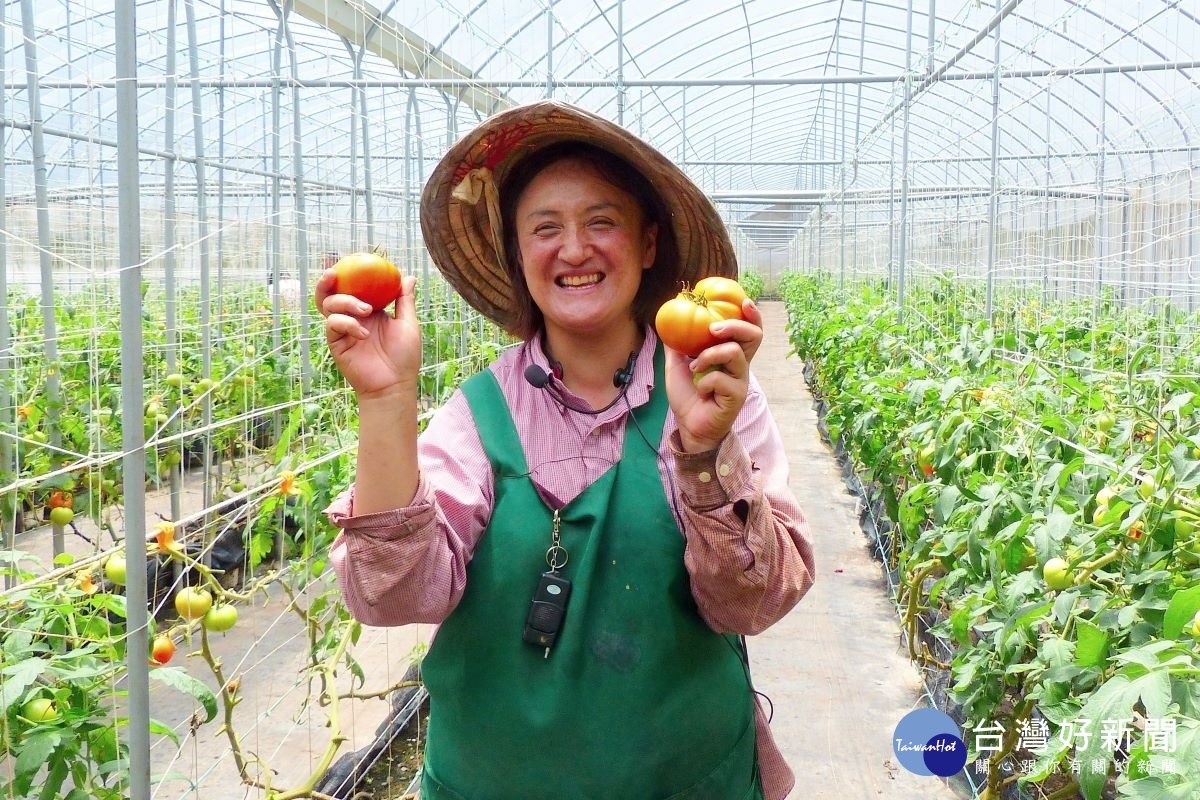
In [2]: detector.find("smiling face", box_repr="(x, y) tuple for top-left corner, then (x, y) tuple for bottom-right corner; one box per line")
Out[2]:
(513, 157), (657, 345)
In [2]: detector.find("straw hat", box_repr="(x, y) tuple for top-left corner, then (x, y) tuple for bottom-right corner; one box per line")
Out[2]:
(419, 100), (736, 332)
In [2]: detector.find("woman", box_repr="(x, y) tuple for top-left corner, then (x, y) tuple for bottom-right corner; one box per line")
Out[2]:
(318, 101), (815, 799)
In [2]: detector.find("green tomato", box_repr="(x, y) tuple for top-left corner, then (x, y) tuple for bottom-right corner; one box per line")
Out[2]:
(195, 377), (215, 394)
(202, 605), (239, 633)
(1043, 557), (1074, 591)
(1176, 516), (1198, 538)
(164, 373), (185, 389)
(1137, 478), (1156, 500)
(20, 697), (59, 724)
(1190, 611), (1200, 639)
(1095, 412), (1117, 432)
(104, 555), (127, 586)
(49, 506), (74, 527)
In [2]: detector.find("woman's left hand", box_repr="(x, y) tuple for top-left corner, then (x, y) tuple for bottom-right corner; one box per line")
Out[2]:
(665, 298), (763, 453)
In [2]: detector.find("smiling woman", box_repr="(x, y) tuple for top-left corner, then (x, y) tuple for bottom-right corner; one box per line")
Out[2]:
(317, 100), (816, 800)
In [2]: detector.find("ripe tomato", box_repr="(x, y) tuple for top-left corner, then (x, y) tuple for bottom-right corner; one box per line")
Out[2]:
(332, 251), (402, 311)
(48, 490), (73, 510)
(655, 295), (725, 356)
(174, 586), (213, 621)
(150, 634), (175, 666)
(692, 277), (747, 322)
(655, 278), (747, 356)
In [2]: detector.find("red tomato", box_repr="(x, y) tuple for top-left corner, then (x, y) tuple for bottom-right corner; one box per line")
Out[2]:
(332, 251), (402, 311)
(692, 277), (747, 322)
(48, 490), (73, 510)
(655, 295), (726, 356)
(150, 634), (175, 666)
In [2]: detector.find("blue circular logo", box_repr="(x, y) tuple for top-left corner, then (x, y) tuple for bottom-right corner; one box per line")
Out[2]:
(893, 708), (967, 777)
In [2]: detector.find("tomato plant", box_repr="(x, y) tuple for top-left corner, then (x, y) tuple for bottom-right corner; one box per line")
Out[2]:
(782, 273), (1200, 799)
(332, 250), (402, 311)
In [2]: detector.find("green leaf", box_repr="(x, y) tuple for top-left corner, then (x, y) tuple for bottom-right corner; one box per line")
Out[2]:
(1163, 587), (1200, 639)
(1075, 618), (1112, 668)
(38, 758), (69, 800)
(150, 717), (181, 746)
(0, 657), (49, 714)
(149, 667), (218, 724)
(15, 730), (62, 794)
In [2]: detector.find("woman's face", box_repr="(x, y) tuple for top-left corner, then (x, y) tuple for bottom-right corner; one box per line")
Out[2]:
(513, 157), (657, 342)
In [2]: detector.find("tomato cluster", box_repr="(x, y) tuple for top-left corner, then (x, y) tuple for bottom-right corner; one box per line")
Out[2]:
(654, 277), (748, 356)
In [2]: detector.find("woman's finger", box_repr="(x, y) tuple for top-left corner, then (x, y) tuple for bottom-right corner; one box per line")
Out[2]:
(325, 312), (370, 341)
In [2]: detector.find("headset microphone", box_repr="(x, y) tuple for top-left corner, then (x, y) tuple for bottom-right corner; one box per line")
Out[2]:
(612, 352), (637, 388)
(524, 353), (637, 416)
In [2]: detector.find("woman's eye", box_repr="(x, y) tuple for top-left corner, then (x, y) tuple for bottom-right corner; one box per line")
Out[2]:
(589, 218), (615, 229)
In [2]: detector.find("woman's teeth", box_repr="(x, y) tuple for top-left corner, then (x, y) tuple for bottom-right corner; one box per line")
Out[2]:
(558, 273), (602, 287)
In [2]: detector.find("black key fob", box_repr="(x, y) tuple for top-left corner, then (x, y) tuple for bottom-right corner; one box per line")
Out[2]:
(523, 571), (572, 654)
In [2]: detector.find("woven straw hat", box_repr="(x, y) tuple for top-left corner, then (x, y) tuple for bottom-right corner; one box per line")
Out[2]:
(419, 100), (736, 332)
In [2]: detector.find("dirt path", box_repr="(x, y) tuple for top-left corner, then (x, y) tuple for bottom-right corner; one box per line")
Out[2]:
(748, 301), (968, 799)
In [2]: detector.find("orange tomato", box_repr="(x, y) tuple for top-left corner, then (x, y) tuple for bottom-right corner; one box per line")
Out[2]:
(655, 295), (726, 356)
(691, 277), (747, 322)
(332, 251), (402, 311)
(655, 278), (748, 356)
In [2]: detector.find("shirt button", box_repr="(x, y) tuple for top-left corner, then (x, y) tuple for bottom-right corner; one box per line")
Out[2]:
(698, 471), (712, 483)
(718, 463), (731, 477)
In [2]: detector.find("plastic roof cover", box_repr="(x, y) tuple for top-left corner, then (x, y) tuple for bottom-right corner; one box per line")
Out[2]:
(3, 0), (1199, 241)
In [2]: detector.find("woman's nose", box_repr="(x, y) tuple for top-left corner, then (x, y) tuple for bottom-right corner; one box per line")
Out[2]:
(558, 226), (591, 263)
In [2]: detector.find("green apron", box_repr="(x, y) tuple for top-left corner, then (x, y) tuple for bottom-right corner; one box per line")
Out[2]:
(421, 344), (758, 800)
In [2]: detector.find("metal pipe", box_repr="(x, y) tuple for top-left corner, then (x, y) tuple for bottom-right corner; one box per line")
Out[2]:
(13, 59), (1200, 91)
(897, 0), (915, 320)
(19, 0), (63, 515)
(984, 0), (1003, 319)
(546, 3), (554, 99)
(616, 0), (625, 124)
(1094, 70), (1108, 316)
(0, 0), (13, 586)
(164, 0), (182, 521)
(114, 0), (151, 795)
(185, 0), (216, 518)
(282, 2), (313, 395)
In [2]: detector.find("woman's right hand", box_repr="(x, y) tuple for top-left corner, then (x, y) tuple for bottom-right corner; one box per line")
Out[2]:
(315, 270), (421, 398)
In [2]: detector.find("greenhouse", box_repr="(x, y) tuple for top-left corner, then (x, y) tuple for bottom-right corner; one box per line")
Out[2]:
(2, 0), (1199, 799)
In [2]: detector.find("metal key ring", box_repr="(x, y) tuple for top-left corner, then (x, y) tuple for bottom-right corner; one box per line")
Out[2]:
(545, 545), (569, 571)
